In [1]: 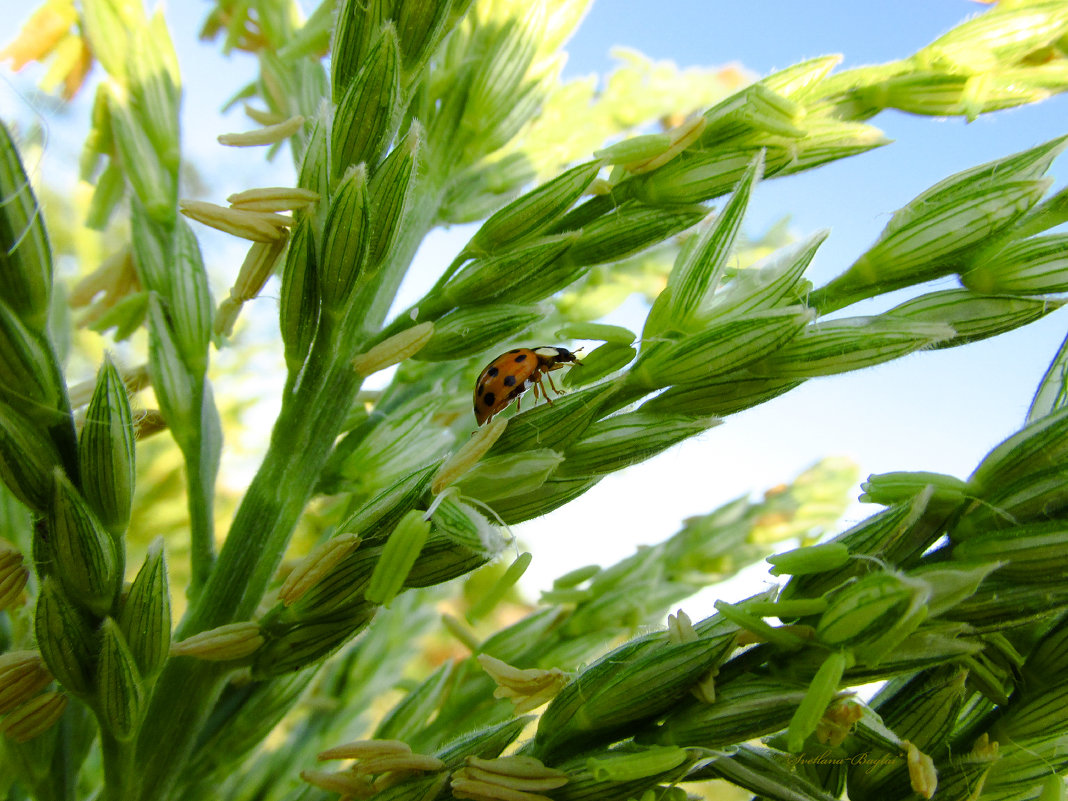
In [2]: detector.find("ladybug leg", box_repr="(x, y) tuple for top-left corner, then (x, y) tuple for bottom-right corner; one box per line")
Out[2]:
(537, 376), (554, 405)
(545, 370), (561, 396)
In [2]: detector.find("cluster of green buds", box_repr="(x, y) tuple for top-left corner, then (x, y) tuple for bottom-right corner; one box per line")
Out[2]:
(0, 119), (171, 748)
(302, 645), (712, 801)
(710, 404), (1068, 798)
(890, 2), (1068, 118)
(810, 136), (1068, 313)
(407, 51), (862, 333)
(261, 0), (444, 377)
(369, 154), (708, 360)
(308, 7), (1068, 558)
(424, 0), (593, 223)
(79, 2), (182, 226)
(401, 150), (891, 522)
(339, 387), (1068, 801)
(66, 0), (227, 601)
(33, 415), (171, 745)
(169, 462), (516, 678)
(1, 352), (167, 742)
(279, 463), (848, 800)
(357, 48), (885, 430)
(395, 137), (1062, 537)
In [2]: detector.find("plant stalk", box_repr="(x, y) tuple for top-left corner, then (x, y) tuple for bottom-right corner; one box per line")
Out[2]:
(129, 178), (446, 801)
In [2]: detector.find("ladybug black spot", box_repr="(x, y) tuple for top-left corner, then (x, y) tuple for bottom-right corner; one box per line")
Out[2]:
(487, 366), (499, 377)
(514, 353), (528, 362)
(477, 383), (485, 396)
(483, 392), (496, 406)
(503, 375), (517, 387)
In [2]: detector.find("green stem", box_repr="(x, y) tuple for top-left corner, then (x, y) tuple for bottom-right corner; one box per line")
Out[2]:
(806, 272), (874, 315)
(427, 249), (472, 295)
(131, 661), (227, 801)
(185, 455), (215, 600)
(183, 385), (219, 599)
(186, 357), (362, 632)
(100, 731), (135, 801)
(128, 338), (368, 801)
(132, 181), (446, 801)
(49, 705), (78, 801)
(598, 374), (655, 417)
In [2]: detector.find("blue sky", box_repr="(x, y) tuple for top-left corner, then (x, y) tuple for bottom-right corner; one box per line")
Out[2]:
(3, 1), (1067, 603)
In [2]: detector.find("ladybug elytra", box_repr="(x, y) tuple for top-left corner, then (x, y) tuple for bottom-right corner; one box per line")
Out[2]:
(473, 346), (581, 425)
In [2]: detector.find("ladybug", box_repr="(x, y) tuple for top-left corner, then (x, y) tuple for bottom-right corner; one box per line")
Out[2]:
(473, 346), (582, 425)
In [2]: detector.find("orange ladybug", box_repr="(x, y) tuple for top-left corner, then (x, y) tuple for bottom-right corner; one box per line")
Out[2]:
(473, 346), (582, 425)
